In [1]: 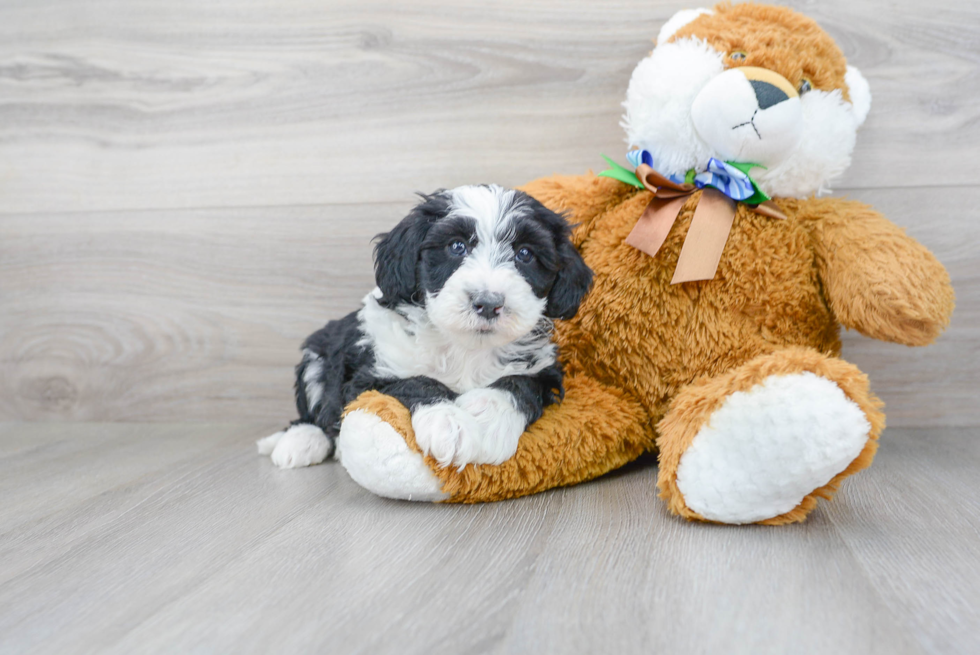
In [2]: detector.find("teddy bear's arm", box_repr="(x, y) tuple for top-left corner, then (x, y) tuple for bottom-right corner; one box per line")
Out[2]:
(520, 173), (636, 246)
(805, 198), (954, 346)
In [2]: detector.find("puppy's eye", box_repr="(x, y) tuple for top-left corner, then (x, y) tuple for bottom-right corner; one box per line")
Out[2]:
(448, 240), (467, 257)
(798, 78), (812, 95)
(515, 247), (534, 264)
(729, 51), (747, 62)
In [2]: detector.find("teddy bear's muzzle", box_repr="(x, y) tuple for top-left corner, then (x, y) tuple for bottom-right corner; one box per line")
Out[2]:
(690, 66), (803, 168)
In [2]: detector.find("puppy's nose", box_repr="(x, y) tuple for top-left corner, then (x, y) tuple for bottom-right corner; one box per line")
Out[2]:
(471, 292), (505, 320)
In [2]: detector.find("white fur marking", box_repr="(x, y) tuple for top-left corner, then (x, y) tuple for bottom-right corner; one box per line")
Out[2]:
(426, 185), (544, 349)
(270, 424), (332, 469)
(256, 430), (285, 455)
(675, 372), (871, 524)
(302, 349), (325, 411)
(356, 184), (557, 394)
(359, 290), (555, 394)
(339, 409), (448, 501)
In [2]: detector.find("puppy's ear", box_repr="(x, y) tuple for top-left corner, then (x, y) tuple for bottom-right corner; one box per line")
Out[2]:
(373, 191), (450, 308)
(546, 235), (593, 320)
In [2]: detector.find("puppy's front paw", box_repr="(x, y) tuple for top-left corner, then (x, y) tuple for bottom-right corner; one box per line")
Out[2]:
(412, 402), (485, 469)
(270, 424), (333, 469)
(455, 388), (525, 465)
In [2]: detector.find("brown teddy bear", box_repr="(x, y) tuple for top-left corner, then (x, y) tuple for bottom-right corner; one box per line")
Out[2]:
(336, 2), (955, 524)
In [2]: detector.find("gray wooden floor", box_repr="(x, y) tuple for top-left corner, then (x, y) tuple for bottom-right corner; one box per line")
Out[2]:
(2, 0), (979, 653)
(0, 422), (978, 655)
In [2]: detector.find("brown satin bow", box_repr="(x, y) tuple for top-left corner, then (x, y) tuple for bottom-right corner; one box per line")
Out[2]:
(625, 163), (787, 284)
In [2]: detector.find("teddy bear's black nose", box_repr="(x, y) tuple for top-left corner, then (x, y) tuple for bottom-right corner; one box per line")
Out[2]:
(750, 79), (790, 110)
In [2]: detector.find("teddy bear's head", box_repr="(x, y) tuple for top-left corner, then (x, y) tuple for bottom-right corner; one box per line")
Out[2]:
(623, 3), (870, 198)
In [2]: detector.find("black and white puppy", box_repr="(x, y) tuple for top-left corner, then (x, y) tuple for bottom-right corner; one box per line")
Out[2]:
(257, 184), (593, 470)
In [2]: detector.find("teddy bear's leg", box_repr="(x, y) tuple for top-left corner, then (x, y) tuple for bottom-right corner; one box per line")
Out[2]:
(338, 374), (654, 503)
(337, 391), (448, 501)
(656, 347), (885, 525)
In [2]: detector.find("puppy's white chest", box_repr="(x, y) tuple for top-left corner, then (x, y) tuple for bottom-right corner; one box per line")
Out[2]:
(358, 290), (553, 393)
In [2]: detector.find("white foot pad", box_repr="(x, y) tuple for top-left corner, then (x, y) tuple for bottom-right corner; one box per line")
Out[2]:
(338, 410), (448, 502)
(262, 424), (332, 469)
(675, 372), (871, 524)
(256, 430), (285, 456)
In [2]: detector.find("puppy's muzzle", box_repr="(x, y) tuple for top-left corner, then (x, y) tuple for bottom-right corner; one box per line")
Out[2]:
(470, 292), (505, 321)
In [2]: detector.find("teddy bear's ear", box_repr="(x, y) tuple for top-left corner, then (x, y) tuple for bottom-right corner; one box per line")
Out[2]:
(845, 65), (872, 127)
(656, 8), (713, 45)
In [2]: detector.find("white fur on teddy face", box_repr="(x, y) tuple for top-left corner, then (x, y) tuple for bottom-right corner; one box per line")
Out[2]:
(623, 37), (869, 198)
(413, 388), (524, 469)
(845, 65), (871, 126)
(753, 87), (861, 197)
(690, 67), (803, 166)
(623, 38), (724, 177)
(338, 409), (448, 501)
(675, 372), (871, 524)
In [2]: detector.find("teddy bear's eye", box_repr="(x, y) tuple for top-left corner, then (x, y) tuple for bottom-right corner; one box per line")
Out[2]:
(798, 78), (813, 95)
(729, 51), (747, 62)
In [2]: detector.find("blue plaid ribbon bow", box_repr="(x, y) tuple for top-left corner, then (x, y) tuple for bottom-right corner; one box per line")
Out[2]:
(625, 149), (759, 202)
(598, 148), (785, 283)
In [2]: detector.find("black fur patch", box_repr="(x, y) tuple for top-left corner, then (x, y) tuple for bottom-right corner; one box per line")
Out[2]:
(490, 361), (565, 427)
(418, 215), (477, 297)
(373, 191), (454, 308)
(294, 311), (460, 438)
(517, 196), (594, 320)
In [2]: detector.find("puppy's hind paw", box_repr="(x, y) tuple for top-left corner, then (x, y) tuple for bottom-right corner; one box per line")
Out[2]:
(256, 430), (286, 456)
(269, 424), (334, 469)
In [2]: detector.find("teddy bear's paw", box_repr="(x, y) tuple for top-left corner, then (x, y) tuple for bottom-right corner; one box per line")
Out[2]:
(268, 423), (334, 469)
(338, 409), (448, 501)
(412, 401), (504, 469)
(454, 388), (525, 464)
(675, 372), (871, 524)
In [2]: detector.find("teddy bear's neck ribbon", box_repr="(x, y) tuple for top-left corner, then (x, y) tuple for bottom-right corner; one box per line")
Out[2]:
(599, 151), (787, 284)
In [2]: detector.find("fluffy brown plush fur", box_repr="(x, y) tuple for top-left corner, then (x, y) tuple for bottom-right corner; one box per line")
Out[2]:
(342, 4), (955, 523)
(671, 2), (851, 99)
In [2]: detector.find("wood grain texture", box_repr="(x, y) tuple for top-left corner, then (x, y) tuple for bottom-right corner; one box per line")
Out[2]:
(1, 187), (975, 425)
(0, 0), (978, 214)
(0, 0), (978, 425)
(0, 422), (977, 654)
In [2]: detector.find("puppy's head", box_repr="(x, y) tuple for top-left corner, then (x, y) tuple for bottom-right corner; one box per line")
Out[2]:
(374, 185), (593, 347)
